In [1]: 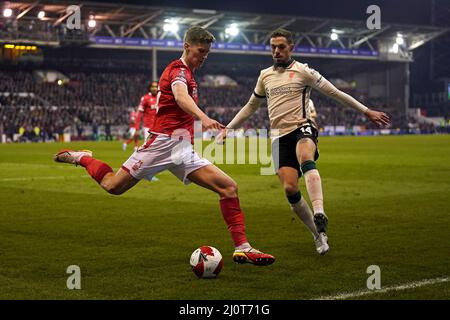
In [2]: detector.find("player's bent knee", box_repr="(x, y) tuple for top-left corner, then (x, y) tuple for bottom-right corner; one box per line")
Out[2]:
(297, 140), (316, 163)
(299, 153), (314, 164)
(219, 183), (238, 198)
(283, 183), (298, 196)
(298, 148), (315, 163)
(101, 181), (123, 195)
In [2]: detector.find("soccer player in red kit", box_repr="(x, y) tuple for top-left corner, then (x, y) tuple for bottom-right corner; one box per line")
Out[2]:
(53, 26), (275, 266)
(135, 81), (158, 141)
(122, 110), (140, 151)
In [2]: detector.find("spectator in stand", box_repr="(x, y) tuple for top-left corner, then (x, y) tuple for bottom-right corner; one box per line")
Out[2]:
(105, 120), (113, 141)
(92, 121), (99, 141)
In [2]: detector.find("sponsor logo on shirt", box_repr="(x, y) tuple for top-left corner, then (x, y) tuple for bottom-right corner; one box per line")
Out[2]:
(268, 86), (297, 98)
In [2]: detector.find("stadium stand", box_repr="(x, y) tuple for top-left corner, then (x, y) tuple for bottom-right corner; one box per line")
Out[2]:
(1, 1), (448, 142)
(0, 61), (439, 143)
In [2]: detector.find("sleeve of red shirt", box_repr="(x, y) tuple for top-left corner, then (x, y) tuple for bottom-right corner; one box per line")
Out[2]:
(135, 96), (145, 129)
(137, 96), (145, 112)
(169, 65), (188, 87)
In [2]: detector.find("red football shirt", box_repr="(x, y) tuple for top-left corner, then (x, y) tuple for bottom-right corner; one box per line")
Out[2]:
(136, 93), (157, 130)
(152, 59), (197, 138)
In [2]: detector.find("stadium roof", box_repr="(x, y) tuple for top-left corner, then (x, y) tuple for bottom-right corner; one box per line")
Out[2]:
(1, 0), (448, 61)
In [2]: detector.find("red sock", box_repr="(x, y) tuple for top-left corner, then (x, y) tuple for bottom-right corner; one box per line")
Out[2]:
(79, 156), (113, 184)
(219, 197), (248, 247)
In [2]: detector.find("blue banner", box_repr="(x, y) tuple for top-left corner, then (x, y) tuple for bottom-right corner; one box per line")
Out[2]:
(90, 36), (378, 57)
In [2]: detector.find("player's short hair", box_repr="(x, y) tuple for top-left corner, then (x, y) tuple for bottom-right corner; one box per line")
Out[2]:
(184, 26), (216, 45)
(270, 28), (294, 44)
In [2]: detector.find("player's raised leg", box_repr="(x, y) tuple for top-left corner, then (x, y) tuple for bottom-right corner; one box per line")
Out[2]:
(296, 139), (329, 255)
(54, 149), (139, 195)
(187, 164), (275, 266)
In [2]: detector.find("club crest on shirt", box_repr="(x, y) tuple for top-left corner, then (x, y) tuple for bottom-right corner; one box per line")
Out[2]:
(132, 160), (144, 171)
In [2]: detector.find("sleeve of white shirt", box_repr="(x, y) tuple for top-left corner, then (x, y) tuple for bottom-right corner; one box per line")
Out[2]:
(302, 64), (369, 114)
(253, 71), (266, 98)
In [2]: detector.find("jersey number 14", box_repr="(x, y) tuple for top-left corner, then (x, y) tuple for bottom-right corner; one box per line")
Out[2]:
(299, 126), (312, 135)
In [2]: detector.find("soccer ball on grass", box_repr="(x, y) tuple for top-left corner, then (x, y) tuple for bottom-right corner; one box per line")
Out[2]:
(190, 246), (223, 279)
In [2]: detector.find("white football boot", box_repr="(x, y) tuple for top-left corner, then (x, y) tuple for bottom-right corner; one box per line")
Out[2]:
(314, 232), (330, 255)
(314, 213), (330, 255)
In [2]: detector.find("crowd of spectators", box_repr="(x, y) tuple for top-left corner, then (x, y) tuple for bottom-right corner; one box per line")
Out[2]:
(0, 71), (148, 108)
(1, 65), (438, 143)
(0, 105), (130, 142)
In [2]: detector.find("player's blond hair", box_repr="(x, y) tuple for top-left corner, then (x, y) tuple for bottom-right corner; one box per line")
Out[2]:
(184, 26), (216, 44)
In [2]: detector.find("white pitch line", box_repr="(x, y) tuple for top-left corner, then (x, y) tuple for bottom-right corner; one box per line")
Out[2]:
(0, 176), (89, 182)
(314, 277), (449, 300)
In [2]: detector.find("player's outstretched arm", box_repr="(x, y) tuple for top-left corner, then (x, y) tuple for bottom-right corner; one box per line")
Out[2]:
(307, 68), (391, 128)
(216, 93), (264, 144)
(364, 109), (391, 127)
(172, 83), (224, 130)
(227, 93), (264, 129)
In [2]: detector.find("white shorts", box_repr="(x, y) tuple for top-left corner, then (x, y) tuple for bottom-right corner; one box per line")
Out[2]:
(122, 134), (211, 184)
(143, 127), (151, 141)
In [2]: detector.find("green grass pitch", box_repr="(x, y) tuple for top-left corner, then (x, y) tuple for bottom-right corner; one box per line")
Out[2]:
(0, 135), (449, 299)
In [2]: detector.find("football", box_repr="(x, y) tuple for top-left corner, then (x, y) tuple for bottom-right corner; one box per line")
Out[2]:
(190, 246), (224, 279)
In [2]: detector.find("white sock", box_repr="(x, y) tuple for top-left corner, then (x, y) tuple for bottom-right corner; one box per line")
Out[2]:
(235, 242), (251, 250)
(291, 198), (319, 238)
(304, 169), (324, 214)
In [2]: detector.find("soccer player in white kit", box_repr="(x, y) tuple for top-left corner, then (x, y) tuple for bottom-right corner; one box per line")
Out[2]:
(54, 26), (275, 266)
(220, 28), (391, 255)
